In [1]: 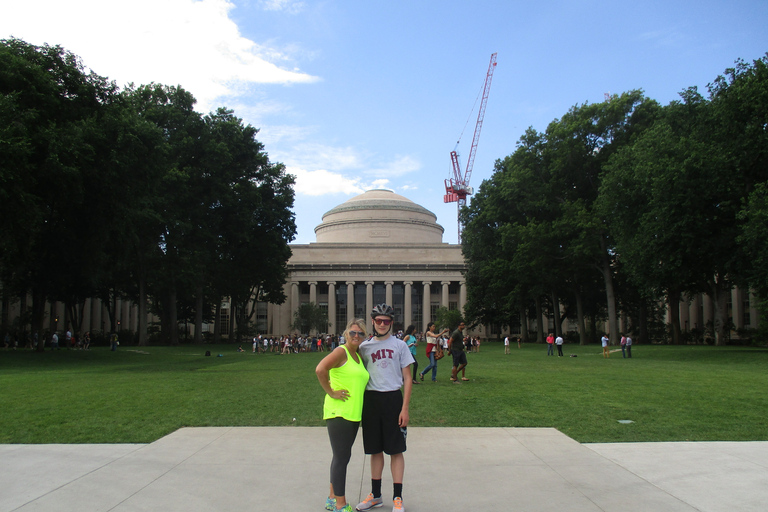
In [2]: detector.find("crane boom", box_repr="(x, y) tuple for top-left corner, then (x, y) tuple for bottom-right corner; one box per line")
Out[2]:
(444, 52), (497, 242)
(464, 52), (497, 188)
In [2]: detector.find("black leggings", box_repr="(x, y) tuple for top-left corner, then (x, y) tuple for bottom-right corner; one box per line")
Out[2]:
(327, 417), (360, 497)
(411, 359), (419, 381)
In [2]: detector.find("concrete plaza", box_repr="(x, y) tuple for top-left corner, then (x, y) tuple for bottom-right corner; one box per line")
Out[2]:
(1, 427), (767, 512)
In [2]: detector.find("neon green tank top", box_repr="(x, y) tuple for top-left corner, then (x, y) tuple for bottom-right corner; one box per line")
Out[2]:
(323, 345), (369, 421)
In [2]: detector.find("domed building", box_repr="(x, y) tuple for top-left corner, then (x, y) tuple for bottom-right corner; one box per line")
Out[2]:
(266, 189), (466, 335)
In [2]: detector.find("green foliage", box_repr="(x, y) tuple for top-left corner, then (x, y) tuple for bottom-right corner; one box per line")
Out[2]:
(434, 306), (463, 332)
(292, 302), (329, 334)
(463, 54), (768, 345)
(0, 39), (296, 345)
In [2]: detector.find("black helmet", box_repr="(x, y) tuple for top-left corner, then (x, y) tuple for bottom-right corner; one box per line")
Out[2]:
(370, 303), (395, 319)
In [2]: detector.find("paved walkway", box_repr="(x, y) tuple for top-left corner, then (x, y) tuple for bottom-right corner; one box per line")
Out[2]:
(1, 427), (767, 512)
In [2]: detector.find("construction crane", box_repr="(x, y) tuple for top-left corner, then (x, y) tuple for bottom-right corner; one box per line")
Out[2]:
(444, 52), (497, 243)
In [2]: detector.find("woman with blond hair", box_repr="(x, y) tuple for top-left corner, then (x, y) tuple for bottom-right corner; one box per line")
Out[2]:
(316, 319), (370, 512)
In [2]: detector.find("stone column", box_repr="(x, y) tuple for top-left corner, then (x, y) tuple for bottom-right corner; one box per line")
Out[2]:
(365, 281), (374, 333)
(309, 281), (317, 305)
(732, 287), (744, 330)
(385, 281), (394, 307)
(404, 281), (413, 328)
(422, 281), (432, 332)
(441, 281), (450, 308)
(346, 281), (355, 324)
(327, 281), (336, 334)
(291, 282), (300, 331)
(459, 281), (467, 316)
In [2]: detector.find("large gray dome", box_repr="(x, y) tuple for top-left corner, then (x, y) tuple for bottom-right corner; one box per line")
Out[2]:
(314, 189), (444, 244)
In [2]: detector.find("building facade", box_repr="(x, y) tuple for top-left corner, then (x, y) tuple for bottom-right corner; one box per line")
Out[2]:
(267, 189), (466, 335)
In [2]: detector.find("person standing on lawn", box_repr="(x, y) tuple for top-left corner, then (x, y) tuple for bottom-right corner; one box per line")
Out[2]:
(449, 321), (469, 383)
(316, 319), (370, 512)
(356, 304), (414, 512)
(419, 322), (447, 382)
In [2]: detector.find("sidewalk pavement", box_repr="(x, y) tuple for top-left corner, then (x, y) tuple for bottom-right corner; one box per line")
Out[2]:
(1, 427), (766, 512)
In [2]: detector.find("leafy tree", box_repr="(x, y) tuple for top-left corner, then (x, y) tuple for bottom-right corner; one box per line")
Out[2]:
(0, 38), (123, 346)
(292, 302), (328, 335)
(434, 307), (463, 333)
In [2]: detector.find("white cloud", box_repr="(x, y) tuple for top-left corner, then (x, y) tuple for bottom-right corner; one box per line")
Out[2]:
(0, 0), (318, 113)
(288, 167), (365, 196)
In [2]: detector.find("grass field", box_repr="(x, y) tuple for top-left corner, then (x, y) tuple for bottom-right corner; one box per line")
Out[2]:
(1, 342), (766, 444)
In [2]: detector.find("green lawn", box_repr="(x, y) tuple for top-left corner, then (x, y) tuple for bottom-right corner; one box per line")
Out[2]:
(1, 342), (766, 444)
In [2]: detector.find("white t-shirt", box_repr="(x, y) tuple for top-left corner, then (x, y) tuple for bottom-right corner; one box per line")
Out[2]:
(359, 334), (415, 392)
(504, 337), (510, 346)
(601, 336), (609, 347)
(555, 336), (563, 345)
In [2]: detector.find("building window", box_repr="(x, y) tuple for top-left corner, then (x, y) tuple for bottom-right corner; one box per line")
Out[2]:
(335, 286), (346, 333)
(354, 283), (367, 318)
(219, 307), (230, 335)
(411, 283), (423, 327)
(430, 302), (440, 324)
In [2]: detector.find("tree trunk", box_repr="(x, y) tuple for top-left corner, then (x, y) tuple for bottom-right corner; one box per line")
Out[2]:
(169, 286), (179, 346)
(551, 290), (562, 338)
(534, 296), (544, 344)
(32, 287), (47, 351)
(598, 236), (619, 344)
(711, 276), (730, 346)
(519, 307), (529, 343)
(137, 275), (148, 346)
(668, 290), (682, 344)
(213, 298), (221, 343)
(194, 285), (204, 344)
(575, 287), (587, 345)
(638, 301), (648, 345)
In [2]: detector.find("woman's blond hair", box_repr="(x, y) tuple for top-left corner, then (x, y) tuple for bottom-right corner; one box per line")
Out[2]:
(343, 318), (367, 342)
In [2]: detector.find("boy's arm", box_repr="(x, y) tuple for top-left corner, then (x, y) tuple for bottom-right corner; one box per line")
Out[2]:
(399, 365), (412, 427)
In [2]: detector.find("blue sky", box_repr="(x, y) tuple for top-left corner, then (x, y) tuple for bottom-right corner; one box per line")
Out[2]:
(2, 0), (767, 244)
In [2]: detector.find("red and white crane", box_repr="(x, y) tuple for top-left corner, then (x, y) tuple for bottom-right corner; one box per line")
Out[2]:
(444, 52), (497, 242)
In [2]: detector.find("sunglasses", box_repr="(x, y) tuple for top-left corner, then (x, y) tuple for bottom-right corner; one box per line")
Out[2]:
(374, 318), (392, 326)
(348, 330), (365, 338)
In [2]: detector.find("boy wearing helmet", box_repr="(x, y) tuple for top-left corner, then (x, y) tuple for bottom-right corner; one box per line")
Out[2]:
(355, 304), (414, 512)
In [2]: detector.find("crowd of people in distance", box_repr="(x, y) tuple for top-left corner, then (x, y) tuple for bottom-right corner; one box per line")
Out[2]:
(247, 332), (483, 360)
(3, 329), (93, 351)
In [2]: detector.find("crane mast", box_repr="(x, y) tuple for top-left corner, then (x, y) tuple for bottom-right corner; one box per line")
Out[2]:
(444, 52), (497, 243)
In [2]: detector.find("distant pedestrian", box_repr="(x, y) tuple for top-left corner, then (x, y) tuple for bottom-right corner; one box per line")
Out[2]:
(620, 335), (627, 358)
(404, 325), (419, 385)
(419, 322), (447, 382)
(110, 332), (119, 351)
(504, 336), (510, 354)
(555, 335), (564, 357)
(449, 321), (469, 382)
(626, 335), (632, 358)
(601, 334), (609, 358)
(546, 333), (555, 356)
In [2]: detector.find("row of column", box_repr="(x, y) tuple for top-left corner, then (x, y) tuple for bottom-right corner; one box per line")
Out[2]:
(290, 280), (466, 334)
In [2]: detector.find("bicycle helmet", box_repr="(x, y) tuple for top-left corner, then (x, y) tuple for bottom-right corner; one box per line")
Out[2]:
(370, 303), (395, 319)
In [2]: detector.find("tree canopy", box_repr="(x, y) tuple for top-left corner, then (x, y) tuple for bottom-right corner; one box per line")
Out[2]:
(0, 38), (296, 346)
(462, 54), (768, 345)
